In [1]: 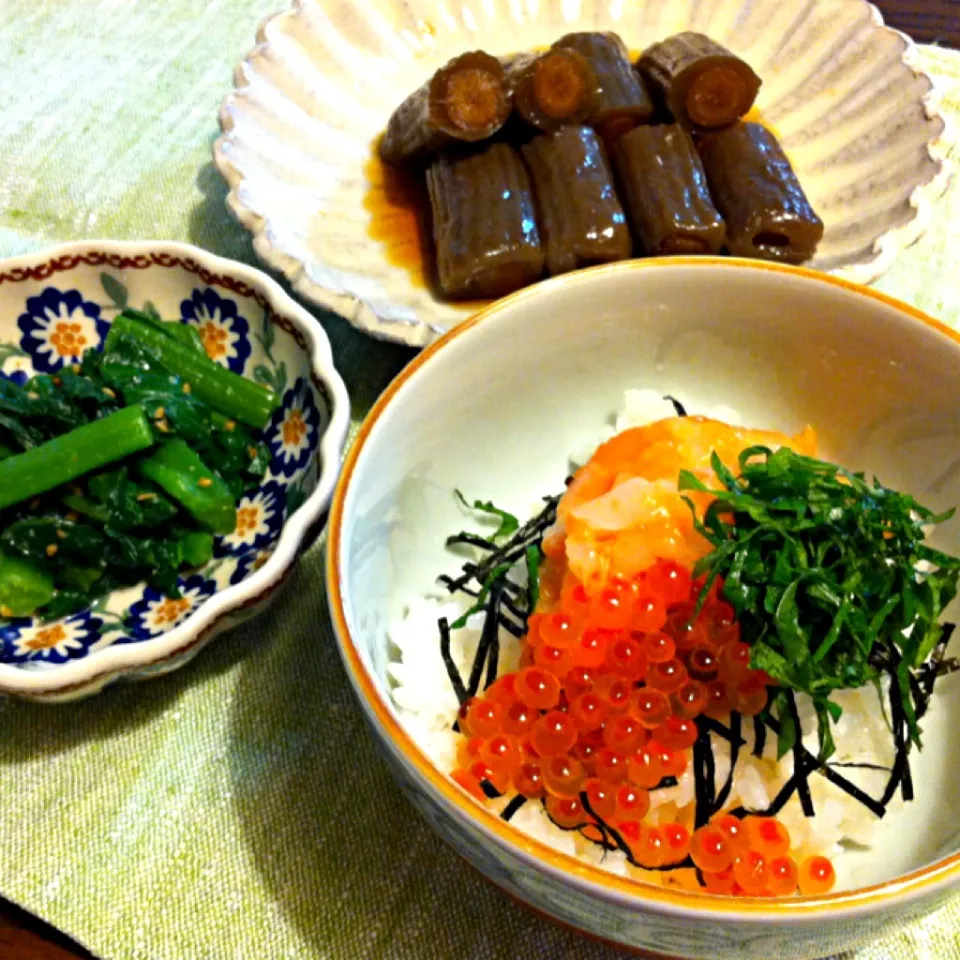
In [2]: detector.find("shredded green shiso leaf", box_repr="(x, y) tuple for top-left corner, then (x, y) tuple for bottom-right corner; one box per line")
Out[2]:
(680, 445), (960, 757)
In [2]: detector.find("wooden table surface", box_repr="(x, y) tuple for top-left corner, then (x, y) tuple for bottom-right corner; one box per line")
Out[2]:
(2, 1), (957, 957)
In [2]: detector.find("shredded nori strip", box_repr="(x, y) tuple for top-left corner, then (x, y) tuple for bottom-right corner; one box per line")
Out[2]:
(443, 495), (560, 594)
(712, 712), (741, 812)
(664, 395), (688, 417)
(496, 615), (525, 639)
(812, 763), (887, 818)
(578, 792), (696, 871)
(438, 617), (468, 705)
(578, 793), (637, 863)
(827, 762), (892, 773)
(692, 722), (717, 828)
(480, 780), (504, 799)
(702, 707), (893, 820)
(741, 712), (888, 819)
(697, 714), (744, 744)
(441, 568), (528, 603)
(466, 587), (502, 698)
(880, 666), (914, 805)
(740, 770), (803, 818)
(446, 532), (500, 551)
(437, 573), (529, 635)
(786, 691), (815, 817)
(484, 590), (501, 691)
(643, 858), (697, 873)
(916, 624), (956, 721)
(501, 794), (528, 821)
(437, 494), (559, 711)
(752, 714), (767, 758)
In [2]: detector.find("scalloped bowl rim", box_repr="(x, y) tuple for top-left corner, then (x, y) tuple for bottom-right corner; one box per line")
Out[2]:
(212, 0), (954, 348)
(0, 239), (351, 697)
(327, 257), (960, 923)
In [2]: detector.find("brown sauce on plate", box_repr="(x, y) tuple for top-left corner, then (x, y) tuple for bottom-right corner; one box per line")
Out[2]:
(363, 147), (491, 311)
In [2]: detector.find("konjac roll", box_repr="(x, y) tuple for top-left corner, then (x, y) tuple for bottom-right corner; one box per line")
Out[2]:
(503, 49), (598, 132)
(638, 32), (761, 130)
(612, 124), (726, 255)
(522, 126), (631, 276)
(426, 142), (544, 299)
(698, 122), (823, 264)
(554, 32), (655, 142)
(380, 51), (511, 165)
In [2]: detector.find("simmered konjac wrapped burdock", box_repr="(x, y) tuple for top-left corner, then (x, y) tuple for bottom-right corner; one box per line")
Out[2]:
(503, 49), (598, 132)
(426, 142), (544, 299)
(380, 51), (511, 165)
(699, 122), (824, 264)
(522, 126), (631, 276)
(554, 32), (655, 142)
(612, 124), (725, 255)
(638, 32), (761, 130)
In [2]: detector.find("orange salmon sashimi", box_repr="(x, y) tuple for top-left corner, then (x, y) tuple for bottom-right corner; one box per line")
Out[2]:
(548, 416), (817, 590)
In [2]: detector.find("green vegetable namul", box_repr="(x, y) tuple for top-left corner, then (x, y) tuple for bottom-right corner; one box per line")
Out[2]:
(0, 308), (281, 621)
(680, 445), (960, 758)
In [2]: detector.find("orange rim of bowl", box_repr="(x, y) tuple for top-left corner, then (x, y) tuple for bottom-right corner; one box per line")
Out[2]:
(327, 257), (960, 917)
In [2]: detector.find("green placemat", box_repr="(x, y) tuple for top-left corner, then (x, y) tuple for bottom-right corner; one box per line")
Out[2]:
(1, 4), (959, 957)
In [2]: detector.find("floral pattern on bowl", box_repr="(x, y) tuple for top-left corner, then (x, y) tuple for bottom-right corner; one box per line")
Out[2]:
(121, 574), (221, 643)
(17, 287), (110, 373)
(215, 481), (288, 557)
(179, 286), (252, 374)
(0, 240), (350, 702)
(0, 610), (106, 666)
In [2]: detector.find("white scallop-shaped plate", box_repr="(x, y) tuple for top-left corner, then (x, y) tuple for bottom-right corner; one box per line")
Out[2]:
(215, 0), (951, 347)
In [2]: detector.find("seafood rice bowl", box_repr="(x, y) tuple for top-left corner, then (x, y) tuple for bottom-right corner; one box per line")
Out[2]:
(387, 388), (960, 898)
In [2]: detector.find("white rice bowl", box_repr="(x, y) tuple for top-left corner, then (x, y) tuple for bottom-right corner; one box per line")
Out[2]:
(387, 389), (951, 894)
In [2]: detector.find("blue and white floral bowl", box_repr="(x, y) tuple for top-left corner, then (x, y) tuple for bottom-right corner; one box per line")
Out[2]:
(0, 240), (350, 702)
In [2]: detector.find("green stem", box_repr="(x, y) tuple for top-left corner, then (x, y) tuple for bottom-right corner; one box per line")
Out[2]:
(61, 493), (110, 523)
(180, 530), (214, 566)
(107, 313), (279, 429)
(120, 308), (207, 355)
(0, 550), (55, 618)
(139, 438), (237, 534)
(0, 405), (154, 511)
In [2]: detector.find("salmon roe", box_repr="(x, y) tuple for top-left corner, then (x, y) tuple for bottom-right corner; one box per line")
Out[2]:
(637, 825), (666, 867)
(513, 761), (544, 798)
(744, 816), (791, 858)
(459, 698), (498, 738)
(546, 794), (586, 829)
(768, 856), (799, 896)
(798, 856), (837, 895)
(690, 826), (734, 873)
(530, 711), (578, 756)
(713, 814), (751, 854)
(583, 778), (617, 819)
(733, 850), (770, 894)
(663, 823), (691, 864)
(515, 667), (562, 710)
(542, 754), (585, 798)
(447, 541), (832, 902)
